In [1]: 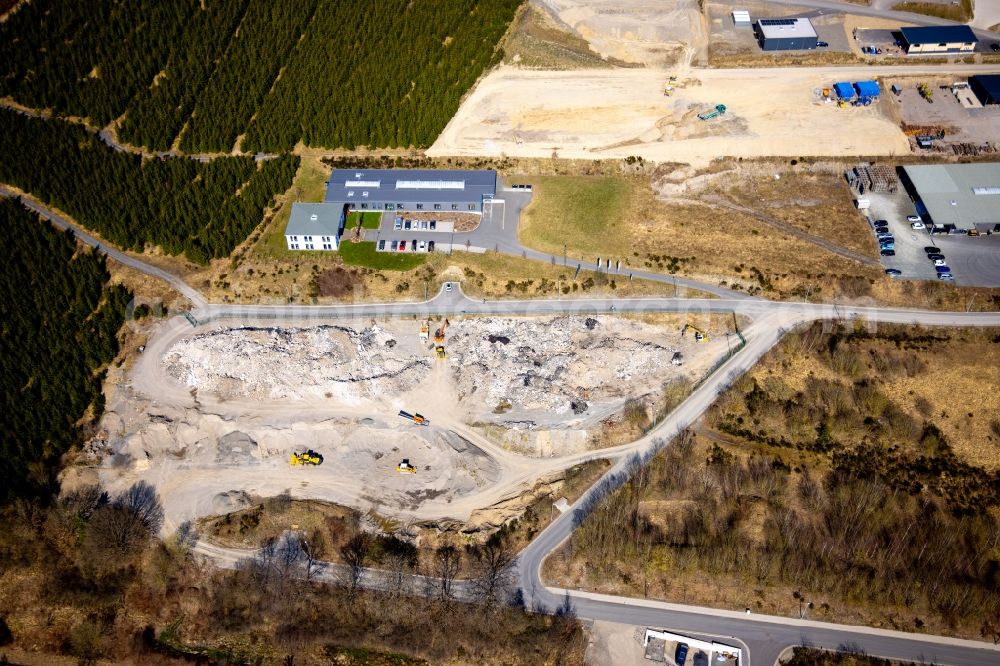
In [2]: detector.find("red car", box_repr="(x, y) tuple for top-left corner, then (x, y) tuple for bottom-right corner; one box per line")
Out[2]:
(398, 240), (406, 251)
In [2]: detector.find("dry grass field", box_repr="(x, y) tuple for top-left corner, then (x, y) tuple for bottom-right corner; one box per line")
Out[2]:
(545, 322), (1000, 641)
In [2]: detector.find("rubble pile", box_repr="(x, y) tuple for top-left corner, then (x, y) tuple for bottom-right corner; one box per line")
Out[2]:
(448, 316), (680, 418)
(163, 324), (427, 402)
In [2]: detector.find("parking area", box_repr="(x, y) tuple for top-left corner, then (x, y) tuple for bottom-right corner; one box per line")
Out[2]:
(886, 76), (1000, 149)
(365, 178), (533, 254)
(861, 190), (1000, 286)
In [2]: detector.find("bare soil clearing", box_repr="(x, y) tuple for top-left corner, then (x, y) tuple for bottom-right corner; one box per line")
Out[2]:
(97, 314), (730, 531)
(429, 67), (909, 168)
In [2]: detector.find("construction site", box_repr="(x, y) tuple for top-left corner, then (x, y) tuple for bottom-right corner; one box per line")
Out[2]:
(92, 312), (733, 532)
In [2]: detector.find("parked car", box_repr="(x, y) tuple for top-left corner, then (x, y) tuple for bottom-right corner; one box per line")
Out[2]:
(675, 643), (690, 666)
(874, 224), (889, 232)
(418, 241), (426, 251)
(907, 215), (921, 223)
(933, 258), (947, 266)
(394, 219), (402, 230)
(938, 272), (955, 281)
(880, 248), (896, 256)
(411, 239), (417, 251)
(420, 221), (428, 230)
(378, 239), (385, 251)
(877, 233), (894, 241)
(391, 240), (398, 251)
(927, 253), (945, 261)
(935, 265), (951, 273)
(924, 246), (940, 254)
(445, 282), (453, 292)
(399, 240), (406, 251)
(816, 40), (829, 48)
(992, 43), (1000, 52)
(911, 221), (926, 230)
(429, 220), (437, 230)
(428, 240), (435, 252)
(880, 243), (895, 251)
(885, 268), (902, 276)
(404, 220), (412, 230)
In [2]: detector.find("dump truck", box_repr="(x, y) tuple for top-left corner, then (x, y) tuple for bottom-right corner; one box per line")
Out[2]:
(397, 459), (417, 474)
(433, 318), (450, 343)
(399, 410), (430, 426)
(682, 324), (708, 342)
(698, 104), (726, 120)
(419, 320), (429, 340)
(290, 449), (323, 465)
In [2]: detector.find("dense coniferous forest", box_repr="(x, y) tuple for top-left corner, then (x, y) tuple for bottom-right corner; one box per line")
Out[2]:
(116, 0), (249, 151)
(0, 0), (519, 152)
(0, 199), (131, 501)
(0, 109), (298, 263)
(0, 0), (193, 126)
(241, 0), (522, 151)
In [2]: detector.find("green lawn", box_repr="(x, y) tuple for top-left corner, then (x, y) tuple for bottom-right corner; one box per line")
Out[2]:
(347, 211), (383, 229)
(339, 241), (425, 271)
(517, 175), (634, 257)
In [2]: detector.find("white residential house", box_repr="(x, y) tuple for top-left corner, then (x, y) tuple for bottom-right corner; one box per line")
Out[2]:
(284, 203), (343, 251)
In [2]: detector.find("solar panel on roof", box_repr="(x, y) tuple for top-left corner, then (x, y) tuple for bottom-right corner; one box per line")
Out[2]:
(760, 18), (796, 25)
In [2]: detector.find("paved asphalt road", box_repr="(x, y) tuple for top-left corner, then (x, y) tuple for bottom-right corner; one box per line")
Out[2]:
(8, 192), (1000, 665)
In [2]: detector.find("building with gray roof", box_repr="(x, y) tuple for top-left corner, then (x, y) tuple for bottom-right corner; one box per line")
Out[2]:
(284, 169), (496, 252)
(753, 17), (817, 51)
(284, 203), (344, 251)
(899, 163), (1000, 233)
(325, 168), (497, 213)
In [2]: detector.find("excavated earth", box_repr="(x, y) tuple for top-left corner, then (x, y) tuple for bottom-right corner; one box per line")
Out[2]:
(93, 315), (726, 529)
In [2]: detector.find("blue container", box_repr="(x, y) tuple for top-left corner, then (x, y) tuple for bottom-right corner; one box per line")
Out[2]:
(834, 82), (855, 100)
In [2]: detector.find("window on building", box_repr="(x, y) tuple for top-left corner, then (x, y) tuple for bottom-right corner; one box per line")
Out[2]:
(290, 235), (298, 242)
(416, 204), (423, 210)
(323, 243), (332, 250)
(290, 243), (299, 250)
(468, 204), (476, 210)
(361, 203), (368, 209)
(304, 235), (313, 242)
(451, 204), (458, 210)
(385, 204), (393, 210)
(434, 204), (441, 210)
(397, 204), (404, 210)
(305, 243), (314, 250)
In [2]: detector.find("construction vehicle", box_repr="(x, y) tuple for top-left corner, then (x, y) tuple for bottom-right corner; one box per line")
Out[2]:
(698, 104), (726, 121)
(682, 324), (708, 343)
(663, 85), (674, 96)
(399, 410), (430, 426)
(419, 320), (429, 340)
(433, 318), (450, 343)
(436, 345), (446, 359)
(397, 458), (417, 474)
(290, 449), (323, 465)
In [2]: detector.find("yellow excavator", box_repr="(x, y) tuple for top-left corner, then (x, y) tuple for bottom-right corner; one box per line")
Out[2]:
(682, 324), (708, 343)
(397, 458), (417, 474)
(290, 449), (323, 465)
(436, 345), (446, 359)
(433, 318), (450, 344)
(399, 410), (430, 426)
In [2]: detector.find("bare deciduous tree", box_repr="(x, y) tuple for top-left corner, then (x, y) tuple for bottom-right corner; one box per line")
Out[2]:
(434, 544), (462, 601)
(340, 533), (369, 593)
(468, 533), (516, 609)
(85, 481), (164, 558)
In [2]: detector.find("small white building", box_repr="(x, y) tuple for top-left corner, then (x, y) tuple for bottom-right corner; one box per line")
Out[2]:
(732, 10), (751, 25)
(284, 202), (344, 251)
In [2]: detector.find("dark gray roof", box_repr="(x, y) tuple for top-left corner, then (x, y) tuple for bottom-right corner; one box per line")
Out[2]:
(900, 25), (977, 45)
(284, 203), (343, 237)
(325, 169), (496, 204)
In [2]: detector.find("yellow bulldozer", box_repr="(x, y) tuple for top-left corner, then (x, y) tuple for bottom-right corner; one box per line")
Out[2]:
(682, 323), (708, 343)
(436, 345), (446, 359)
(290, 449), (323, 465)
(397, 458), (417, 474)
